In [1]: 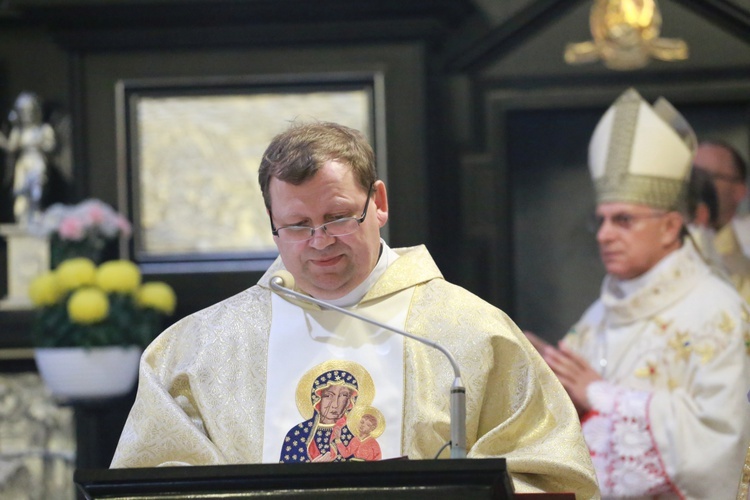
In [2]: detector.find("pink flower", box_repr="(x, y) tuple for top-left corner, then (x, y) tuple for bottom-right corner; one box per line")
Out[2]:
(86, 203), (107, 225)
(33, 198), (133, 245)
(58, 216), (86, 241)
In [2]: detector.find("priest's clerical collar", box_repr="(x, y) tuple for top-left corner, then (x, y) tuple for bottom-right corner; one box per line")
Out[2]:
(325, 239), (399, 308)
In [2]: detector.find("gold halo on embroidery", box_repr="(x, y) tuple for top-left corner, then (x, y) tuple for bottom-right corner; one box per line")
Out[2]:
(295, 360), (375, 420)
(348, 404), (385, 440)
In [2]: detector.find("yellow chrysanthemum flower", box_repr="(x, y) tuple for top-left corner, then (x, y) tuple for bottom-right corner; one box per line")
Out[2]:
(56, 258), (97, 292)
(136, 282), (177, 315)
(28, 272), (62, 307)
(96, 260), (142, 293)
(67, 287), (109, 324)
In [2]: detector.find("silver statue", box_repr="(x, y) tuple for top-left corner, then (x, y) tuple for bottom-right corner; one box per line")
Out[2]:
(0, 92), (56, 226)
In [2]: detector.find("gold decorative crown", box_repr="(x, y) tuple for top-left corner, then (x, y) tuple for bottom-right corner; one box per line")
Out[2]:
(589, 88), (697, 211)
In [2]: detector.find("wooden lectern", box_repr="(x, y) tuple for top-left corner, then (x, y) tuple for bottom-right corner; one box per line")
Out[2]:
(74, 459), (576, 499)
(75, 458), (513, 499)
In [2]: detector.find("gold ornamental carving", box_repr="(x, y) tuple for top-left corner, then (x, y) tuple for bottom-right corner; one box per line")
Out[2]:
(565, 0), (688, 70)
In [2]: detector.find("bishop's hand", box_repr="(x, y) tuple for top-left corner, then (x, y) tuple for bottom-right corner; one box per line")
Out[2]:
(538, 341), (602, 415)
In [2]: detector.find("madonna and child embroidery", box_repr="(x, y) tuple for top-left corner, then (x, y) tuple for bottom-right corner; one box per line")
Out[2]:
(264, 290), (406, 462)
(279, 360), (385, 463)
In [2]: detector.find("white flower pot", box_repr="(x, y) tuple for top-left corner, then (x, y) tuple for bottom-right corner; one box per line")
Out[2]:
(34, 346), (141, 400)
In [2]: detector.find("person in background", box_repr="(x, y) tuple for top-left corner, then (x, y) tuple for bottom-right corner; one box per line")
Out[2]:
(528, 88), (750, 499)
(685, 166), (725, 274)
(693, 140), (748, 233)
(693, 141), (750, 284)
(110, 121), (599, 497)
(687, 166), (719, 229)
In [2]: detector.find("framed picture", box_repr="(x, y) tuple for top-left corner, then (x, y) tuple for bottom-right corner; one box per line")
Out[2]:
(116, 72), (384, 273)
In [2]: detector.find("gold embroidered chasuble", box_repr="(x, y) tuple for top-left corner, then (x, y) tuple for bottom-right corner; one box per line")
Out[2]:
(111, 245), (598, 498)
(564, 241), (750, 499)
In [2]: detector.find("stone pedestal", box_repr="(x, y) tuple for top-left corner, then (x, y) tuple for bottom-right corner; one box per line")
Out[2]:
(0, 224), (49, 310)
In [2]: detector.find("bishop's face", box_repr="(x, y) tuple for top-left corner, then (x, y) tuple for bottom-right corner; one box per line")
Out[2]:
(594, 202), (681, 280)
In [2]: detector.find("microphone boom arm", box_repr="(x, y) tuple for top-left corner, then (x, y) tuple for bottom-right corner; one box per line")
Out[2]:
(270, 276), (467, 459)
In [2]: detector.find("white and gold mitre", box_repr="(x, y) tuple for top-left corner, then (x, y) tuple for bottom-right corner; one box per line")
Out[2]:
(589, 87), (697, 211)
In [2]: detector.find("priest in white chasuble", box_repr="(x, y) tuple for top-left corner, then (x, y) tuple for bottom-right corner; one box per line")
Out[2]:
(530, 89), (750, 499)
(111, 121), (599, 498)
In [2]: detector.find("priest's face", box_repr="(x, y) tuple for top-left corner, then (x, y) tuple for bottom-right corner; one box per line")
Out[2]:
(594, 202), (683, 280)
(268, 160), (389, 299)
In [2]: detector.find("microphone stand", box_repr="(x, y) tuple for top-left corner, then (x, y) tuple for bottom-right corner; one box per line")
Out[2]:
(270, 276), (467, 459)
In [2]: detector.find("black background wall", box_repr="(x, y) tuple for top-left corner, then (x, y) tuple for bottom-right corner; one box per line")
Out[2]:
(1, 0), (750, 470)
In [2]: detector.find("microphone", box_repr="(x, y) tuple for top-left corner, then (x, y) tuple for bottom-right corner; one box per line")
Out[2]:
(270, 270), (467, 459)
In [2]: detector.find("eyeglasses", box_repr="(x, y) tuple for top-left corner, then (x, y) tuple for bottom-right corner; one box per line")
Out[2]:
(588, 211), (666, 232)
(270, 186), (373, 242)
